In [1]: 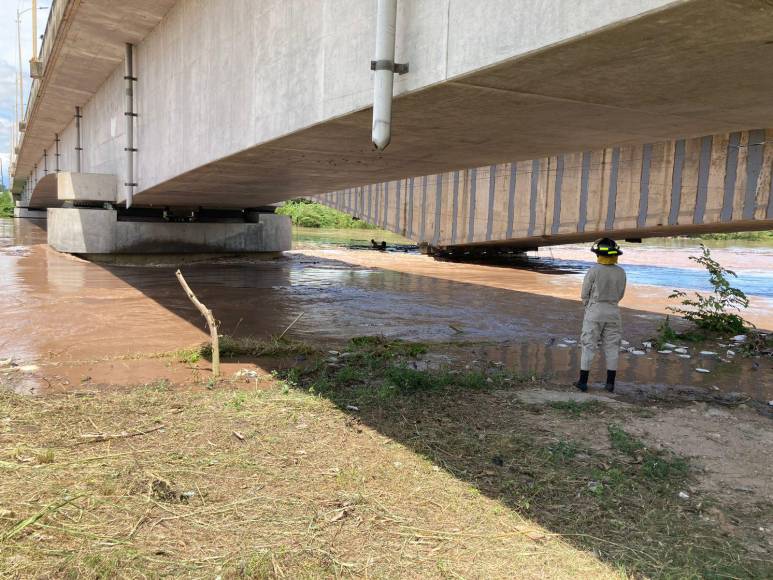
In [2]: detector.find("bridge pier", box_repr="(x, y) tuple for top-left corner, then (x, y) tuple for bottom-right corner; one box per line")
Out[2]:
(47, 207), (291, 256)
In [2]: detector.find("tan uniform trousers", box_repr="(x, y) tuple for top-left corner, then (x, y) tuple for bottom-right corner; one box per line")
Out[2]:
(580, 302), (622, 371)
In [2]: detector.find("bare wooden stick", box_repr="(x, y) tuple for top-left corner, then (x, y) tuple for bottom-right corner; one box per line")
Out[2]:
(277, 312), (304, 341)
(175, 269), (220, 377)
(77, 423), (165, 445)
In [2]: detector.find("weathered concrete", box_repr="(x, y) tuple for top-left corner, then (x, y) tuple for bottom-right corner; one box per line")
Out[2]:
(316, 127), (773, 248)
(48, 208), (291, 254)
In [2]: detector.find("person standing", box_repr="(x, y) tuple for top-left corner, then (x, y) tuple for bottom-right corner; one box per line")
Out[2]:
(575, 238), (627, 393)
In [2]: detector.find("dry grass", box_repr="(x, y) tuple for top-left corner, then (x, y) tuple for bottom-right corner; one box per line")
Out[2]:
(1, 337), (770, 578)
(0, 381), (615, 579)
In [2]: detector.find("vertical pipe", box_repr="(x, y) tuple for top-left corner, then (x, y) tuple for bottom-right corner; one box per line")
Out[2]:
(32, 0), (38, 59)
(55, 133), (60, 172)
(372, 0), (397, 151)
(124, 43), (135, 208)
(75, 107), (82, 172)
(43, 149), (47, 175)
(17, 14), (23, 128)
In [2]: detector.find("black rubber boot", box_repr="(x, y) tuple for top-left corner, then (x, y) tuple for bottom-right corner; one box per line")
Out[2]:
(605, 370), (616, 392)
(575, 370), (590, 392)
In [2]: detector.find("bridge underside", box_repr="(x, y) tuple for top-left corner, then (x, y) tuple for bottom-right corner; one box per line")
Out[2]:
(315, 128), (773, 249)
(131, 0), (773, 209)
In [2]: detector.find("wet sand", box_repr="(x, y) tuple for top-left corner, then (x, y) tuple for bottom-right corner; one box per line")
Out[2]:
(1, 218), (771, 401)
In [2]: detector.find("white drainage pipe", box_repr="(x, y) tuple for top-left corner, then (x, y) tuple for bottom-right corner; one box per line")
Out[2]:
(371, 0), (407, 151)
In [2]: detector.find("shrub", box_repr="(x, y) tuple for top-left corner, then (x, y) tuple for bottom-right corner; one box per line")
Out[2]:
(667, 244), (751, 334)
(276, 199), (376, 229)
(0, 190), (13, 218)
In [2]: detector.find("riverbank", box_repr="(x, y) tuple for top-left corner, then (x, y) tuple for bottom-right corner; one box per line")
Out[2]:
(1, 337), (771, 578)
(1, 218), (772, 577)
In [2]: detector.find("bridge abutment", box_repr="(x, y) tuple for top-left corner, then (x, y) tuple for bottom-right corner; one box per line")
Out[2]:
(47, 207), (291, 255)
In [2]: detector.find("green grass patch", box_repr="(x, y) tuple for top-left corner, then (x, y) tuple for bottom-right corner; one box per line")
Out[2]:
(693, 230), (773, 241)
(276, 199), (377, 229)
(548, 400), (604, 417)
(200, 335), (317, 359)
(0, 190), (14, 218)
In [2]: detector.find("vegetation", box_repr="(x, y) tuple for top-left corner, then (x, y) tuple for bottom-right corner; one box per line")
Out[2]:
(694, 230), (773, 241)
(1, 337), (770, 577)
(0, 190), (13, 218)
(668, 244), (752, 334)
(276, 199), (377, 229)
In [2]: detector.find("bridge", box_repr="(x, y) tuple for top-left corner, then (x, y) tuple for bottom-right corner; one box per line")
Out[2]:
(9, 0), (773, 253)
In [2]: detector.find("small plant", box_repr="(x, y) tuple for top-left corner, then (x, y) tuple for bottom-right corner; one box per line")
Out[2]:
(667, 245), (751, 334)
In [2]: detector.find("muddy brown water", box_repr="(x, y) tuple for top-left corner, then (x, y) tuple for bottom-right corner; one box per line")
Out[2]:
(1, 218), (771, 402)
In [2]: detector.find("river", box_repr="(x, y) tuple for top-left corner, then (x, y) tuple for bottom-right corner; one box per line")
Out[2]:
(1, 218), (771, 402)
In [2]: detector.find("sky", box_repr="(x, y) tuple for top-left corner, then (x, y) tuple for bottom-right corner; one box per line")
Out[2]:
(0, 0), (51, 189)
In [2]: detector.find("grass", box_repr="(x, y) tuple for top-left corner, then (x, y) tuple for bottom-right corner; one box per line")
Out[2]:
(1, 337), (770, 578)
(0, 190), (13, 218)
(276, 199), (377, 229)
(199, 334), (317, 359)
(693, 230), (773, 241)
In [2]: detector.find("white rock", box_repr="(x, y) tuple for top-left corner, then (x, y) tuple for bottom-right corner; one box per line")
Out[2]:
(662, 343), (677, 349)
(699, 351), (717, 356)
(621, 340), (631, 346)
(18, 365), (38, 373)
(345, 405), (360, 412)
(558, 343), (569, 348)
(768, 400), (773, 407)
(631, 350), (646, 356)
(678, 354), (691, 359)
(731, 335), (747, 342)
(695, 368), (711, 373)
(657, 350), (673, 354)
(328, 350), (340, 356)
(642, 341), (653, 349)
(674, 347), (689, 354)
(678, 491), (690, 500)
(562, 338), (577, 344)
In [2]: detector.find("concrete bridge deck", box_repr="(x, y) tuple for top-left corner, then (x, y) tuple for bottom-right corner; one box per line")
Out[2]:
(8, 0), (773, 251)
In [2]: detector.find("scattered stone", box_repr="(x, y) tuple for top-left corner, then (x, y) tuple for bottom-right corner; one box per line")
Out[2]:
(631, 350), (646, 356)
(621, 340), (630, 346)
(662, 342), (677, 349)
(768, 400), (773, 407)
(234, 369), (258, 379)
(558, 343), (569, 348)
(339, 352), (355, 359)
(678, 491), (690, 500)
(657, 350), (673, 354)
(642, 341), (653, 349)
(678, 354), (691, 359)
(562, 338), (577, 344)
(726, 350), (736, 357)
(328, 350), (340, 356)
(674, 347), (689, 354)
(345, 405), (360, 412)
(695, 368), (711, 373)
(731, 335), (747, 342)
(699, 351), (717, 356)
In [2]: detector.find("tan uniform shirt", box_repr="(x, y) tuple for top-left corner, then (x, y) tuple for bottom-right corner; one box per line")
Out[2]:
(581, 264), (627, 322)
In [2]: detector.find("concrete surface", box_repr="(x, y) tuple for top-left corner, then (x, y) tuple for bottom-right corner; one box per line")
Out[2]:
(57, 173), (117, 203)
(21, 0), (773, 210)
(316, 127), (773, 248)
(13, 208), (48, 219)
(47, 208), (291, 254)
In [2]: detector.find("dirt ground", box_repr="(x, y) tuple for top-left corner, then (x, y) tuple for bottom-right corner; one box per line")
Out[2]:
(1, 339), (771, 579)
